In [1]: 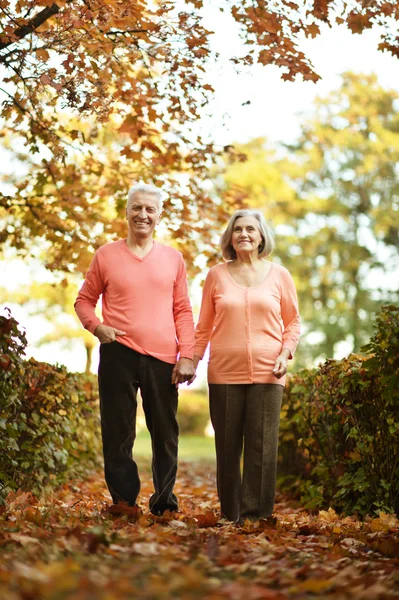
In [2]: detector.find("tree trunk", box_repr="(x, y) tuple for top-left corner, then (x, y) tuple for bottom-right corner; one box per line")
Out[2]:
(85, 345), (93, 375)
(352, 269), (360, 352)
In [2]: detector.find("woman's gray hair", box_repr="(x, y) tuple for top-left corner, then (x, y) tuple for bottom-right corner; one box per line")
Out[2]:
(220, 209), (275, 261)
(127, 183), (163, 211)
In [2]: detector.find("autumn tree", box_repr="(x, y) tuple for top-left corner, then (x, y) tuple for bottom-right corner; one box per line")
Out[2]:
(1, 1), (399, 273)
(288, 72), (399, 358)
(215, 74), (399, 363)
(0, 0), (221, 273)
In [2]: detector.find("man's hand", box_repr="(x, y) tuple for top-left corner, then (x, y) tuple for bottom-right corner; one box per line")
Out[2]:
(94, 324), (126, 344)
(171, 357), (195, 385)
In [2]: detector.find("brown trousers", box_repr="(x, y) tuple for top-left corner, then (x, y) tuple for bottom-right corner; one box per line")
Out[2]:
(209, 383), (283, 523)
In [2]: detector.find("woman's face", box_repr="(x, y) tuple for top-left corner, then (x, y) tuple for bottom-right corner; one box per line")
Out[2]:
(231, 216), (263, 257)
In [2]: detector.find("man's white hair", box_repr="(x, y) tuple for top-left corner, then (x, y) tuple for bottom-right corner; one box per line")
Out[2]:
(127, 183), (163, 211)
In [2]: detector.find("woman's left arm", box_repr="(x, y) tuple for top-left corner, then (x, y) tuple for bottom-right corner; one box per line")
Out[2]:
(273, 268), (301, 378)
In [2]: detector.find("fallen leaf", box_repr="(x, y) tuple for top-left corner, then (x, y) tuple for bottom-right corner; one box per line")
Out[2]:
(296, 578), (333, 593)
(132, 542), (161, 556)
(9, 533), (41, 545)
(194, 510), (220, 527)
(318, 507), (338, 522)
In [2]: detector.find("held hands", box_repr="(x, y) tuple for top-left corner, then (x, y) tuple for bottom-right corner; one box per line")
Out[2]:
(171, 357), (196, 385)
(94, 324), (126, 344)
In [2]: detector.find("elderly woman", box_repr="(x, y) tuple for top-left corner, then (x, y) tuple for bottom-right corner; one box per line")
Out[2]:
(192, 209), (300, 524)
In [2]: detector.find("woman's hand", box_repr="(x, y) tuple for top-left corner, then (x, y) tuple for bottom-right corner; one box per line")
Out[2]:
(187, 355), (201, 386)
(272, 348), (291, 378)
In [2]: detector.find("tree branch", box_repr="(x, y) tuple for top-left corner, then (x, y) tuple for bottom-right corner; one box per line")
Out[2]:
(104, 29), (150, 37)
(0, 3), (60, 52)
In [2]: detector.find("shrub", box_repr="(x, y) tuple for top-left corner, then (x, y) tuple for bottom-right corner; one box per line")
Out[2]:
(0, 308), (27, 406)
(0, 311), (101, 502)
(177, 389), (210, 435)
(279, 304), (399, 516)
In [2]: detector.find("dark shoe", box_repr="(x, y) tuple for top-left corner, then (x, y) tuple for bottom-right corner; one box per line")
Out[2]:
(150, 506), (179, 517)
(237, 514), (277, 530)
(103, 502), (143, 519)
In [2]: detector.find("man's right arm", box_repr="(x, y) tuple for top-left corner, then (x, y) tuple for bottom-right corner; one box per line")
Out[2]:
(93, 323), (126, 344)
(75, 253), (126, 344)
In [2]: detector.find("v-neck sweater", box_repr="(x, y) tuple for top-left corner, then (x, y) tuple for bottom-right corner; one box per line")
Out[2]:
(74, 239), (195, 363)
(194, 262), (300, 386)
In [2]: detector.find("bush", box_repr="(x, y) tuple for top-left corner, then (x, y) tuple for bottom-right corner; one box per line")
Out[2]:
(0, 308), (27, 406)
(279, 304), (399, 516)
(0, 311), (101, 502)
(177, 389), (210, 435)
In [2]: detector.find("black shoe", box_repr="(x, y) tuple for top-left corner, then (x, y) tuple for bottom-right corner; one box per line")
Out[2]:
(150, 506), (179, 517)
(104, 502), (142, 518)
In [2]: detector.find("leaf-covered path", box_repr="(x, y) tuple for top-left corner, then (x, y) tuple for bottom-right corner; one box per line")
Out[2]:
(1, 459), (398, 600)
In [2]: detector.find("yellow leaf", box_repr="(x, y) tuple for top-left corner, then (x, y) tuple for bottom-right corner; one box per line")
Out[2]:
(333, 526), (341, 534)
(298, 579), (333, 593)
(370, 512), (398, 532)
(319, 507), (338, 522)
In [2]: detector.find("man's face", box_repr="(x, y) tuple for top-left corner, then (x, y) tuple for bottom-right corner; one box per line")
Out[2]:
(126, 192), (161, 238)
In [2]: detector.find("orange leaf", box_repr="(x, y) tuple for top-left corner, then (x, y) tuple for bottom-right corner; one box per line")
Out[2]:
(36, 48), (50, 61)
(118, 115), (138, 134)
(0, 353), (11, 370)
(305, 23), (320, 38)
(194, 510), (220, 527)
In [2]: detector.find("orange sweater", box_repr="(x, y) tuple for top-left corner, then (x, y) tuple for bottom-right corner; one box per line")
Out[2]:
(194, 262), (300, 386)
(74, 240), (195, 364)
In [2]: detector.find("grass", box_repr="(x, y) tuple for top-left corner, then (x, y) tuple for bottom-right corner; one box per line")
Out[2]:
(133, 431), (216, 461)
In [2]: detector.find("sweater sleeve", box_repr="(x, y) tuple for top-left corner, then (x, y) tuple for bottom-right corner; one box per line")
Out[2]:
(194, 269), (216, 359)
(74, 252), (104, 335)
(173, 255), (195, 359)
(280, 268), (301, 359)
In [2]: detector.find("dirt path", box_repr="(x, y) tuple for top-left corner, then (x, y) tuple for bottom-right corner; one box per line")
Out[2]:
(1, 459), (398, 599)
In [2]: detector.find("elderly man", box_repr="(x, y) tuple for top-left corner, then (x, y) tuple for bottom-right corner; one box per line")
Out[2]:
(75, 183), (195, 515)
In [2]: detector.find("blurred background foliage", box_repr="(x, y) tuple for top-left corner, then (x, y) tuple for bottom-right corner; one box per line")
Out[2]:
(2, 72), (398, 369)
(212, 72), (399, 367)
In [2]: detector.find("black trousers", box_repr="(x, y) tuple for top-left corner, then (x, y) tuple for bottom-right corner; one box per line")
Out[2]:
(209, 383), (283, 523)
(98, 341), (179, 513)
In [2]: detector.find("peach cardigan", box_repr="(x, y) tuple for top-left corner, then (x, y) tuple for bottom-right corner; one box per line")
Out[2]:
(194, 262), (300, 386)
(74, 240), (195, 364)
